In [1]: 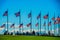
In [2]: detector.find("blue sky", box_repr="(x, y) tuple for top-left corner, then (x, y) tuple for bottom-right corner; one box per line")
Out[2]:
(0, 0), (60, 34)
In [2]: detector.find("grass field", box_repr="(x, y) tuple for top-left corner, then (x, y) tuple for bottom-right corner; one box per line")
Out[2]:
(0, 35), (60, 40)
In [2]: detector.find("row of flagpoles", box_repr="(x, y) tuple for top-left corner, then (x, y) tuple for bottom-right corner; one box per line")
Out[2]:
(0, 10), (60, 35)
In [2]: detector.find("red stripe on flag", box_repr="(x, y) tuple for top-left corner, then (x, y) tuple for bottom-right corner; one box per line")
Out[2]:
(19, 24), (23, 28)
(54, 21), (58, 24)
(27, 23), (31, 27)
(56, 16), (60, 21)
(43, 14), (48, 19)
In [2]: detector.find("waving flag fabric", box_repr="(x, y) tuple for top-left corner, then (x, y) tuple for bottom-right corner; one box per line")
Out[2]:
(28, 12), (31, 18)
(43, 14), (48, 19)
(19, 23), (23, 28)
(10, 24), (15, 28)
(1, 24), (5, 28)
(56, 16), (60, 22)
(27, 23), (31, 27)
(37, 13), (41, 19)
(54, 21), (58, 24)
(56, 16), (60, 24)
(48, 21), (51, 26)
(35, 23), (39, 27)
(15, 11), (20, 17)
(52, 17), (55, 21)
(3, 10), (8, 16)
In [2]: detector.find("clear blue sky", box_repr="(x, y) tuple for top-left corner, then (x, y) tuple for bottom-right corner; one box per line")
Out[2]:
(0, 0), (60, 34)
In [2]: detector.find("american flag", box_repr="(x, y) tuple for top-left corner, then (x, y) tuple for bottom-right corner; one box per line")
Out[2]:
(48, 21), (51, 26)
(56, 16), (60, 22)
(10, 24), (15, 28)
(3, 10), (8, 16)
(37, 13), (41, 19)
(35, 23), (39, 27)
(54, 21), (58, 24)
(43, 14), (48, 19)
(15, 11), (20, 17)
(56, 16), (60, 24)
(27, 23), (31, 27)
(1, 24), (5, 28)
(52, 17), (55, 21)
(19, 24), (23, 28)
(28, 12), (31, 18)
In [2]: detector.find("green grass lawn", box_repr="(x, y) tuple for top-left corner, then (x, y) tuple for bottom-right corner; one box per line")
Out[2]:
(0, 35), (60, 40)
